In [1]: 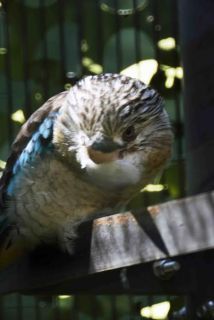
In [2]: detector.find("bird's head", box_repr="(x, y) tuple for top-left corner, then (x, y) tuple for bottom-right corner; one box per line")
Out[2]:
(54, 74), (173, 191)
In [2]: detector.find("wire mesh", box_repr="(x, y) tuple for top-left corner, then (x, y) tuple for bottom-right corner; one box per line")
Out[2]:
(0, 0), (185, 318)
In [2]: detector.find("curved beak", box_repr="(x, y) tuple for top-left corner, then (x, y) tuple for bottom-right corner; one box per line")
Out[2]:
(87, 137), (122, 164)
(90, 137), (121, 153)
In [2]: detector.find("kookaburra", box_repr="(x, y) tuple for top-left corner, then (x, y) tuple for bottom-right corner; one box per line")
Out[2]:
(0, 74), (173, 255)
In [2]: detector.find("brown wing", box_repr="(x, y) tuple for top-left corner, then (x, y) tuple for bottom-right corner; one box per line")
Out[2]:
(0, 91), (68, 209)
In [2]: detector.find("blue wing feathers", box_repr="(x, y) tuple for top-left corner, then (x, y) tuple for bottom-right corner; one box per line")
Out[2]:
(25, 139), (34, 154)
(0, 91), (67, 257)
(42, 128), (51, 139)
(0, 91), (67, 210)
(7, 111), (59, 195)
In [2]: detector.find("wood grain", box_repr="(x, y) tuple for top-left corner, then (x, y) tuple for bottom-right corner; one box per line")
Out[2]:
(0, 190), (213, 294)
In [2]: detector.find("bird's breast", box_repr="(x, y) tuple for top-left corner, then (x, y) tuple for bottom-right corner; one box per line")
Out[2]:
(7, 155), (126, 245)
(84, 152), (152, 190)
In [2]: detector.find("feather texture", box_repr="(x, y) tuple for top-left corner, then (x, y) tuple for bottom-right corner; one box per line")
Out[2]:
(0, 74), (173, 260)
(7, 111), (58, 195)
(0, 91), (67, 207)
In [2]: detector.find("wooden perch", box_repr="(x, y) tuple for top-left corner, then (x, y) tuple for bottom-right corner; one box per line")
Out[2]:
(0, 191), (214, 294)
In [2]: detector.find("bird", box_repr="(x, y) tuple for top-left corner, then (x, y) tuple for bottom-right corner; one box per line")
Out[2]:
(0, 73), (173, 261)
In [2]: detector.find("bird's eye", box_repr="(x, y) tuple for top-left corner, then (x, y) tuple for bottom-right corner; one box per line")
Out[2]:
(122, 126), (136, 142)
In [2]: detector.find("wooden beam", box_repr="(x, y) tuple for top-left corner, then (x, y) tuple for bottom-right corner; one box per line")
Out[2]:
(0, 190), (214, 294)
(25, 250), (214, 295)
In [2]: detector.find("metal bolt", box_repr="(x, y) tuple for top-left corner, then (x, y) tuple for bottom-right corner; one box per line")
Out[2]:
(197, 300), (214, 319)
(153, 259), (180, 280)
(169, 306), (187, 319)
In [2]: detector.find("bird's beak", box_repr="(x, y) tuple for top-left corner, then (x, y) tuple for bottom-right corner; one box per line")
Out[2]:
(87, 137), (122, 164)
(90, 137), (121, 153)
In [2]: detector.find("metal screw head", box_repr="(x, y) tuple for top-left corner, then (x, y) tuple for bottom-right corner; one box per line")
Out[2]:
(153, 259), (180, 280)
(169, 306), (187, 319)
(197, 300), (214, 319)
